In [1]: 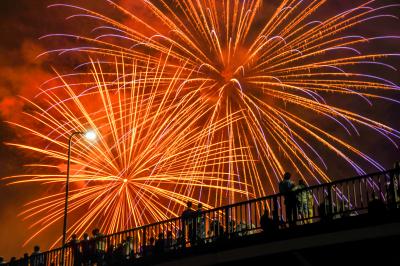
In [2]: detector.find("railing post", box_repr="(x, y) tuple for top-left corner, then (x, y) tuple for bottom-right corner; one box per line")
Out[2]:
(388, 169), (399, 209)
(327, 184), (333, 219)
(272, 195), (279, 225)
(225, 206), (230, 238)
(395, 167), (399, 206)
(60, 245), (66, 266)
(142, 228), (147, 256)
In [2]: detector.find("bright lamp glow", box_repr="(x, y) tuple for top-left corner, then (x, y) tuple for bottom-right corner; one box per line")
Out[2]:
(84, 130), (97, 141)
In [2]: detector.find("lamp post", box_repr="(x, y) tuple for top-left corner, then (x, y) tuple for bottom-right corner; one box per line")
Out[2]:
(61, 130), (97, 265)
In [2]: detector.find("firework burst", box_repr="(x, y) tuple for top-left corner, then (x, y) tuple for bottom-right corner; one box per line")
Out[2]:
(6, 0), (400, 245)
(6, 57), (250, 246)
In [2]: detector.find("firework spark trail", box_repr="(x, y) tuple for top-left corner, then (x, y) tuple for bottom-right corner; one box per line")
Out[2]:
(6, 57), (251, 246)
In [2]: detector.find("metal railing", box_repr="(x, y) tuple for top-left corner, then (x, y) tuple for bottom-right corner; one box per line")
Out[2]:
(6, 168), (400, 265)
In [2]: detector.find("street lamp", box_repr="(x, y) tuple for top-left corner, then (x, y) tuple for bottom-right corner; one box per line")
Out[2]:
(62, 130), (97, 254)
(84, 130), (97, 142)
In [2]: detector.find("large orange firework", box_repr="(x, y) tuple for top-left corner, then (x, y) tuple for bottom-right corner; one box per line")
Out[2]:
(6, 0), (400, 246)
(6, 57), (250, 246)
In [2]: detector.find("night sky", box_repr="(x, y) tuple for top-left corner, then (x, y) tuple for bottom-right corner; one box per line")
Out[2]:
(0, 0), (107, 259)
(0, 0), (59, 259)
(0, 0), (399, 261)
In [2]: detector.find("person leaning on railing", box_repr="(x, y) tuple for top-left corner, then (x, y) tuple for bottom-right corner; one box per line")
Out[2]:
(181, 201), (196, 246)
(22, 253), (29, 266)
(91, 228), (106, 264)
(293, 180), (313, 224)
(80, 233), (91, 265)
(279, 172), (298, 226)
(30, 245), (45, 266)
(21, 253), (29, 266)
(67, 234), (81, 266)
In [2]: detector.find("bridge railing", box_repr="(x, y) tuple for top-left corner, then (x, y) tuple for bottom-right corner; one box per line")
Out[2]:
(7, 168), (400, 265)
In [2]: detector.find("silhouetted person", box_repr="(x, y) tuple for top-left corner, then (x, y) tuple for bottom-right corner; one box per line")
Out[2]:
(154, 233), (165, 255)
(123, 236), (134, 262)
(30, 245), (44, 266)
(181, 201), (195, 246)
(105, 244), (115, 266)
(279, 172), (297, 226)
(368, 195), (386, 220)
(165, 231), (174, 251)
(9, 257), (16, 266)
(92, 228), (105, 264)
(81, 233), (91, 266)
(260, 209), (279, 237)
(196, 203), (206, 244)
(0, 257), (5, 265)
(294, 180), (313, 223)
(22, 253), (29, 266)
(68, 234), (81, 266)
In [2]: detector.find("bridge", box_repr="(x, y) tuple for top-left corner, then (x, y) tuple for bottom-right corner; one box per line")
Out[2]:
(6, 168), (400, 265)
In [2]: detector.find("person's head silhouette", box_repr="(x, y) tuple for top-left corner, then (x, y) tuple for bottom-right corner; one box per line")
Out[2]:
(33, 245), (40, 253)
(71, 234), (78, 241)
(92, 228), (100, 236)
(283, 172), (291, 180)
(187, 201), (192, 209)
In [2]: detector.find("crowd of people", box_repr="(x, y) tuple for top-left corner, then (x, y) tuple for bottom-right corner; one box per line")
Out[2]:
(2, 202), (220, 266)
(1, 246), (44, 266)
(2, 168), (398, 265)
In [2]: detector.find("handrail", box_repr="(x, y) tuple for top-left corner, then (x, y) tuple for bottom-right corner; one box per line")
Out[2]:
(5, 167), (400, 265)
